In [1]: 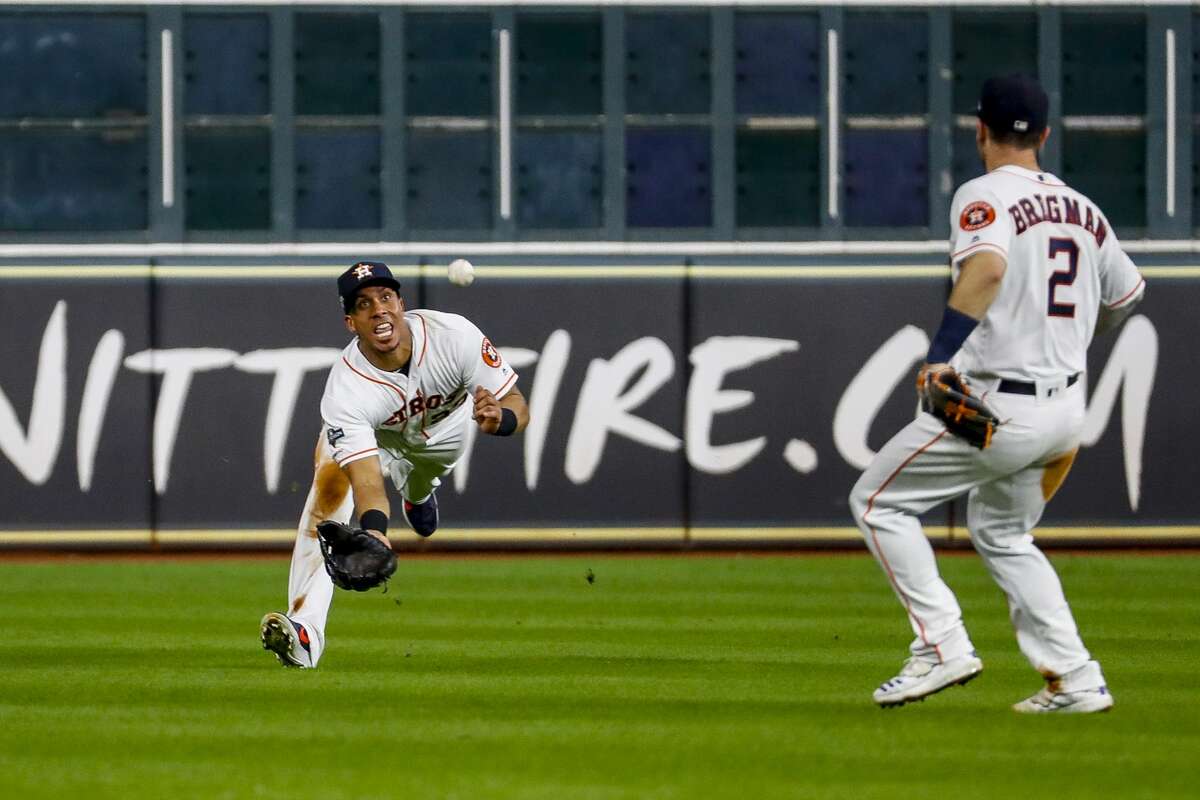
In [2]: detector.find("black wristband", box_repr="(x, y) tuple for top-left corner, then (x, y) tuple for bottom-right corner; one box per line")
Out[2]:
(927, 306), (979, 364)
(495, 407), (518, 436)
(359, 509), (388, 534)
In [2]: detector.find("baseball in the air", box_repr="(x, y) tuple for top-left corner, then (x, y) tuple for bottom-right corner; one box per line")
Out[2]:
(447, 258), (475, 286)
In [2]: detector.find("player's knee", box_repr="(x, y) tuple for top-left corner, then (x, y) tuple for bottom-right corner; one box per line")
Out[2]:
(314, 459), (350, 517)
(848, 475), (872, 528)
(969, 524), (1036, 556)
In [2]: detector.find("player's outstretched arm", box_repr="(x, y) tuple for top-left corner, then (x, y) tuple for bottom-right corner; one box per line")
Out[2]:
(473, 385), (529, 436)
(342, 457), (392, 545)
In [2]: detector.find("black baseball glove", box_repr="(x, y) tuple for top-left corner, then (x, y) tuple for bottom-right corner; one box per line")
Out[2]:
(919, 367), (1003, 449)
(316, 520), (397, 592)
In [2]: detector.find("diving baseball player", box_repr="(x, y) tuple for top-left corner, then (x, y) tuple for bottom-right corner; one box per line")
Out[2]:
(849, 75), (1145, 713)
(261, 261), (529, 667)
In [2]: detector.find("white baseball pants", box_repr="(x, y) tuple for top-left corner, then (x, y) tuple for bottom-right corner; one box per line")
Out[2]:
(850, 378), (1099, 683)
(282, 428), (463, 665)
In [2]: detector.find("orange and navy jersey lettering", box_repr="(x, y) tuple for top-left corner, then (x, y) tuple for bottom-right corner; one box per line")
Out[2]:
(320, 309), (518, 467)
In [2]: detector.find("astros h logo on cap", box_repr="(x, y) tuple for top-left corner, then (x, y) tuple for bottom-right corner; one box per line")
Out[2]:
(337, 260), (402, 313)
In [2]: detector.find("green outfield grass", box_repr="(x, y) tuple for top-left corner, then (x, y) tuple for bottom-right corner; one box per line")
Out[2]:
(0, 552), (1197, 799)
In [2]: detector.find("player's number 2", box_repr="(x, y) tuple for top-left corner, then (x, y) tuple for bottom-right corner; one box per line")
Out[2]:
(1047, 237), (1078, 318)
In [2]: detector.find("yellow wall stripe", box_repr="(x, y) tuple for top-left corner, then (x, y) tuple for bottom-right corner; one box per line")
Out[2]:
(0, 264), (948, 280)
(2, 526), (1198, 548)
(1, 264), (1198, 280)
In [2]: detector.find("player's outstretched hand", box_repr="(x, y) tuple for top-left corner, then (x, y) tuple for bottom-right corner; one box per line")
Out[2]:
(473, 385), (502, 434)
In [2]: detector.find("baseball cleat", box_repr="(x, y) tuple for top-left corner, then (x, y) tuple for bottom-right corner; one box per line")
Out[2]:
(402, 492), (438, 537)
(1013, 685), (1113, 714)
(260, 612), (314, 668)
(873, 652), (983, 708)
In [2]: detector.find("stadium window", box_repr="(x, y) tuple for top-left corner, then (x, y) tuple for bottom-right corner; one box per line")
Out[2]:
(1062, 12), (1147, 230)
(186, 128), (271, 231)
(0, 13), (146, 118)
(183, 13), (271, 231)
(517, 131), (603, 229)
(735, 13), (820, 117)
(736, 130), (820, 229)
(0, 130), (147, 232)
(1063, 130), (1146, 230)
(844, 14), (927, 117)
(514, 12), (604, 230)
(627, 12), (710, 115)
(406, 129), (493, 230)
(844, 129), (929, 228)
(516, 14), (602, 116)
(624, 12), (711, 230)
(406, 13), (492, 118)
(0, 13), (147, 231)
(734, 12), (820, 231)
(184, 14), (269, 116)
(295, 129), (381, 230)
(626, 127), (712, 228)
(295, 13), (380, 116)
(294, 13), (381, 233)
(842, 13), (930, 228)
(404, 13), (495, 232)
(1063, 13), (1145, 117)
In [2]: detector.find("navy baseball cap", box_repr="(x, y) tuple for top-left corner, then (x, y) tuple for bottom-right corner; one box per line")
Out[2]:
(337, 261), (401, 312)
(977, 74), (1048, 136)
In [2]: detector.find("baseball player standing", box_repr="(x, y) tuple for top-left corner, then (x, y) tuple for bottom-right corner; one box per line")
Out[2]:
(261, 261), (529, 668)
(849, 75), (1145, 712)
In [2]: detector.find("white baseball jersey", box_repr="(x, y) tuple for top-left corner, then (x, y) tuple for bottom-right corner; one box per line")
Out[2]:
(948, 164), (1145, 381)
(320, 309), (518, 469)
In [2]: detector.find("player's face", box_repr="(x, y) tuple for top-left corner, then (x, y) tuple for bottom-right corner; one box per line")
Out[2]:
(344, 285), (405, 354)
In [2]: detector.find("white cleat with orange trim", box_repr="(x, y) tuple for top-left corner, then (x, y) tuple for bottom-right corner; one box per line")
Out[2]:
(873, 652), (983, 708)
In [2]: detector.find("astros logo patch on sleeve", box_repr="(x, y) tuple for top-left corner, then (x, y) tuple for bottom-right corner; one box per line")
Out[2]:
(960, 201), (996, 231)
(481, 338), (502, 368)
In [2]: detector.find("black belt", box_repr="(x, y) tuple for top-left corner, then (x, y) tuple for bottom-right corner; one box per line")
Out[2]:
(997, 373), (1080, 395)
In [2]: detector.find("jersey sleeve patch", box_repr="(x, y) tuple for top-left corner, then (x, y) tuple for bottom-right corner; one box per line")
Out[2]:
(326, 427), (345, 447)
(959, 201), (996, 231)
(481, 337), (502, 368)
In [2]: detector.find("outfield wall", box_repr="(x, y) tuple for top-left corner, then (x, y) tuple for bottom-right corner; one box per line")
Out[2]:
(0, 252), (1195, 549)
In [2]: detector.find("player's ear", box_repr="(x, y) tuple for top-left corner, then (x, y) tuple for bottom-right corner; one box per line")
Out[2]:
(343, 315), (355, 333)
(1039, 126), (1051, 150)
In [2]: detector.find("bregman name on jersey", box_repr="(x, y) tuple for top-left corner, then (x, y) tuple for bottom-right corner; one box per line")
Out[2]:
(948, 165), (1144, 382)
(1007, 193), (1108, 246)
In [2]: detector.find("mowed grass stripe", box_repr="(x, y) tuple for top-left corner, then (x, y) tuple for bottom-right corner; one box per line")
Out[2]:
(0, 554), (1196, 800)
